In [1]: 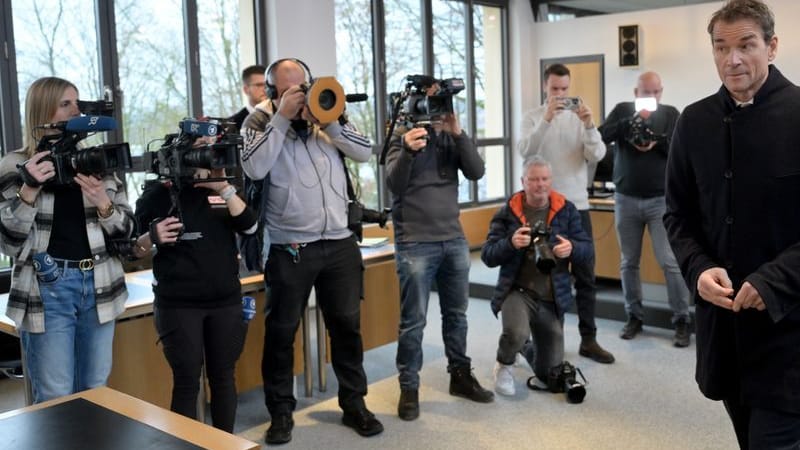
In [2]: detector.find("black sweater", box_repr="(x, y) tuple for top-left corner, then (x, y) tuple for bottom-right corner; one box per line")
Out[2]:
(599, 101), (679, 198)
(135, 182), (257, 308)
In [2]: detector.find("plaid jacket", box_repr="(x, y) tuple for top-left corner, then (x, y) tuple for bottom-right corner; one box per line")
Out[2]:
(0, 149), (134, 333)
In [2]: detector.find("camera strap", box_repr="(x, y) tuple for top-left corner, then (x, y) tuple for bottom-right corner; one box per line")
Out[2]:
(337, 151), (358, 202)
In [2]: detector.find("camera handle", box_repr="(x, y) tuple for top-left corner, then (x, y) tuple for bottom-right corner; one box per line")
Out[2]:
(379, 89), (408, 165)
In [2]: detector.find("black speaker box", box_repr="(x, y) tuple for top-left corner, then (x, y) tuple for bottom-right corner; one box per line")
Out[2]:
(619, 25), (639, 67)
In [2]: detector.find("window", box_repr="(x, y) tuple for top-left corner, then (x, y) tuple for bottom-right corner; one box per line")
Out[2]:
(12, 0), (101, 141)
(335, 0), (379, 209)
(197, 0), (241, 119)
(116, 0), (189, 202)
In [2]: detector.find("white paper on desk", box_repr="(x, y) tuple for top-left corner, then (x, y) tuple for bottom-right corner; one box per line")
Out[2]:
(358, 237), (389, 248)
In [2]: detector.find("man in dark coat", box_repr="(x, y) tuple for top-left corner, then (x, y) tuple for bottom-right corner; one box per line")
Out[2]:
(664, 1), (800, 448)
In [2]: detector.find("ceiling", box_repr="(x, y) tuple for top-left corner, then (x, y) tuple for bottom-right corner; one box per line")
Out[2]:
(543, 0), (718, 16)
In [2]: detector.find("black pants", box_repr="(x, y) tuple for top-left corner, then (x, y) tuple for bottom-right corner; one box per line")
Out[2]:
(575, 210), (598, 337)
(155, 303), (247, 433)
(724, 398), (800, 449)
(261, 237), (367, 416)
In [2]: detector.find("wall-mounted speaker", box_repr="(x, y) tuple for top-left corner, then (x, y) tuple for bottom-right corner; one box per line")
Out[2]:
(619, 25), (639, 67)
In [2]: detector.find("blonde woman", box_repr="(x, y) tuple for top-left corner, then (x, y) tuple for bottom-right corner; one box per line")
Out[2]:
(0, 77), (134, 403)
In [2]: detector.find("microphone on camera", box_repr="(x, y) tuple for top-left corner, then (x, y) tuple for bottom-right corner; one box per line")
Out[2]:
(39, 115), (117, 132)
(345, 93), (368, 103)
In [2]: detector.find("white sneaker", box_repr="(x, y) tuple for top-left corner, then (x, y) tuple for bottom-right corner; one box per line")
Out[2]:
(493, 362), (515, 396)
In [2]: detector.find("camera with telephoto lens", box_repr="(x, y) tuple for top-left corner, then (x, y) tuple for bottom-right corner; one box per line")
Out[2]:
(143, 118), (242, 185)
(546, 361), (587, 404)
(529, 220), (556, 274)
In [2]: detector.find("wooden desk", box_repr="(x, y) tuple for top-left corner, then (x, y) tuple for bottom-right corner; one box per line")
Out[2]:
(0, 386), (259, 450)
(590, 200), (666, 284)
(1, 245), (400, 408)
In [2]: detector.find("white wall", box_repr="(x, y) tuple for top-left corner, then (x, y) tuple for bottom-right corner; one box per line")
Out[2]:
(509, 0), (800, 180)
(266, 0), (338, 76)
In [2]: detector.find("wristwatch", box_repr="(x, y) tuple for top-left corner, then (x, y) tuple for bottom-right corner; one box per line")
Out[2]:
(97, 203), (115, 219)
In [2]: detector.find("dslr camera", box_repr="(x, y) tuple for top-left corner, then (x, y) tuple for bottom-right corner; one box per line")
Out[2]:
(143, 118), (242, 185)
(546, 361), (587, 404)
(529, 220), (556, 274)
(347, 201), (391, 242)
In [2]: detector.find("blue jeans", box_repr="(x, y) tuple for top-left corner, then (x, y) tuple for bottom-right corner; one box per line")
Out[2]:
(497, 289), (563, 381)
(395, 238), (471, 389)
(614, 192), (690, 323)
(20, 266), (115, 403)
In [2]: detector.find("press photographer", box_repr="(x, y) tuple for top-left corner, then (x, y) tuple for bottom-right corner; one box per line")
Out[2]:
(481, 157), (591, 400)
(598, 71), (691, 347)
(384, 73), (492, 420)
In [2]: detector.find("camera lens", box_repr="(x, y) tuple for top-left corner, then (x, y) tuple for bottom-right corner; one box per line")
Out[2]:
(318, 89), (337, 111)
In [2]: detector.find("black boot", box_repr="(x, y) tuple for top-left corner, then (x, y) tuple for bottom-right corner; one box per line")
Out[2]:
(397, 388), (420, 421)
(449, 366), (494, 403)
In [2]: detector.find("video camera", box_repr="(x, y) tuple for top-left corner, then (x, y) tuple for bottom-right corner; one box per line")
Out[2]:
(528, 220), (556, 274)
(142, 118), (242, 185)
(33, 115), (133, 186)
(379, 74), (465, 164)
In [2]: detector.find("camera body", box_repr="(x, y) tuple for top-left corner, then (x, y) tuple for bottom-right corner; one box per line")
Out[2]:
(546, 361), (587, 404)
(529, 220), (556, 274)
(626, 114), (660, 148)
(143, 119), (242, 184)
(347, 201), (391, 242)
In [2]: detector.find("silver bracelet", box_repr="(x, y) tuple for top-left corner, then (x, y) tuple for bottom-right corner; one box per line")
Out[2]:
(219, 185), (237, 201)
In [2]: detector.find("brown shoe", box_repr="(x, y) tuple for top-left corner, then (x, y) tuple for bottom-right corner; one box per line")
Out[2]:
(579, 337), (615, 364)
(619, 317), (644, 340)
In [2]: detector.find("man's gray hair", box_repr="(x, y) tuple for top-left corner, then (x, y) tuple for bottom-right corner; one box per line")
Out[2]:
(523, 156), (552, 174)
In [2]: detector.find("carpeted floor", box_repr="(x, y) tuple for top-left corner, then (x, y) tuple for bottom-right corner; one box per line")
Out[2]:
(232, 295), (737, 449)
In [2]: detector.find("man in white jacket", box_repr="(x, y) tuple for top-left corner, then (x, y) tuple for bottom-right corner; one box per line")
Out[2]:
(518, 63), (613, 364)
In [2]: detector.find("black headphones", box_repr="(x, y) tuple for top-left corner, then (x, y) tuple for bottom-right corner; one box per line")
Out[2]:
(265, 58), (313, 99)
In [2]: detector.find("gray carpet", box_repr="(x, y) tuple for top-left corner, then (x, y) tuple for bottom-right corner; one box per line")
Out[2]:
(234, 296), (738, 449)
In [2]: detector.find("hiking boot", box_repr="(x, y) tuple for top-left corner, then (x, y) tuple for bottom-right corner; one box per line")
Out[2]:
(579, 337), (615, 364)
(493, 361), (515, 396)
(619, 317), (644, 340)
(673, 319), (691, 348)
(397, 388), (419, 421)
(449, 366), (494, 403)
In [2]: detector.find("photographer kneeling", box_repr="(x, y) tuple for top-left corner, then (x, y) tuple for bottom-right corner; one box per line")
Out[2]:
(481, 156), (591, 399)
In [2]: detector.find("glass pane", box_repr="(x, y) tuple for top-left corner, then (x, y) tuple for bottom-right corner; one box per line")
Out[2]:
(12, 0), (100, 139)
(385, 0), (423, 100)
(198, 0), (241, 119)
(432, 0), (468, 134)
(116, 0), (189, 203)
(473, 5), (505, 139)
(335, 0), (379, 209)
(478, 145), (507, 202)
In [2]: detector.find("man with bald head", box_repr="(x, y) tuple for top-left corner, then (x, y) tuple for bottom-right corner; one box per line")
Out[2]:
(598, 71), (689, 347)
(241, 58), (383, 444)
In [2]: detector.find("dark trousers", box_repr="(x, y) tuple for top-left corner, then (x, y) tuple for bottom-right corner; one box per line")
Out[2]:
(261, 237), (367, 416)
(575, 210), (597, 337)
(154, 303), (246, 433)
(724, 398), (800, 449)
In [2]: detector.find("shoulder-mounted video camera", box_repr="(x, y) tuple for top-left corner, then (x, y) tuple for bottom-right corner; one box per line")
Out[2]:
(31, 109), (133, 186)
(142, 118), (242, 186)
(379, 74), (465, 164)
